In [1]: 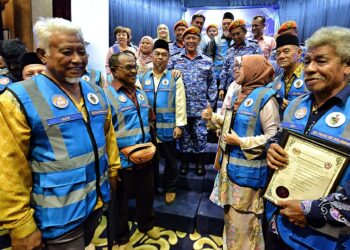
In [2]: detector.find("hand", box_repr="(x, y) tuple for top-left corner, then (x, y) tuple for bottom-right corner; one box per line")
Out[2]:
(12, 229), (42, 250)
(171, 70), (182, 78)
(266, 143), (288, 170)
(173, 127), (183, 139)
(277, 200), (308, 228)
(222, 130), (240, 146)
(281, 98), (290, 110)
(201, 103), (213, 121)
(109, 175), (118, 193)
(219, 90), (225, 100)
(216, 129), (221, 138)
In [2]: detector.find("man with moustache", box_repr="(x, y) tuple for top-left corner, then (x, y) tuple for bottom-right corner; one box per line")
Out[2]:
(139, 39), (187, 204)
(266, 26), (350, 250)
(191, 14), (207, 53)
(218, 19), (262, 100)
(169, 20), (188, 56)
(106, 51), (160, 250)
(206, 12), (234, 90)
(0, 17), (120, 249)
(251, 15), (276, 59)
(168, 26), (217, 176)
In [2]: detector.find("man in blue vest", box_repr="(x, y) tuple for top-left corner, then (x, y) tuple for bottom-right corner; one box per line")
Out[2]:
(206, 12), (234, 90)
(0, 17), (120, 249)
(266, 34), (308, 115)
(139, 39), (187, 204)
(266, 26), (350, 250)
(106, 51), (160, 250)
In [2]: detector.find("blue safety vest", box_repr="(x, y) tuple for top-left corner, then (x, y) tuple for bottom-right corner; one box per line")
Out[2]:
(213, 36), (231, 80)
(105, 86), (152, 168)
(139, 70), (176, 142)
(82, 69), (103, 87)
(267, 93), (350, 250)
(227, 87), (276, 188)
(8, 74), (110, 239)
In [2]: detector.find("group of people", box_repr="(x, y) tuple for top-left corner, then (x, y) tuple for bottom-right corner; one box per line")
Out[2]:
(0, 10), (349, 250)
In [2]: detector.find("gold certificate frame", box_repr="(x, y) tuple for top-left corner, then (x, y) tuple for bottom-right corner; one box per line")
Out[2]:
(264, 129), (350, 204)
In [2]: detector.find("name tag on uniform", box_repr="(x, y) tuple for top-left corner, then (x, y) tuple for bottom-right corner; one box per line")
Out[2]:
(281, 121), (304, 131)
(47, 113), (83, 125)
(91, 109), (108, 116)
(236, 110), (256, 117)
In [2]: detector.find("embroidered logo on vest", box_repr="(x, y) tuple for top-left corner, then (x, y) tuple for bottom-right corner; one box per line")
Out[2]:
(294, 107), (307, 119)
(293, 79), (304, 89)
(325, 112), (346, 128)
(87, 93), (99, 105)
(244, 98), (254, 107)
(0, 77), (10, 85)
(145, 79), (151, 85)
(138, 93), (145, 101)
(52, 94), (69, 109)
(162, 79), (169, 86)
(118, 95), (127, 103)
(82, 75), (90, 82)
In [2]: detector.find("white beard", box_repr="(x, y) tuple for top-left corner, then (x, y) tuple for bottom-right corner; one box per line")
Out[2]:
(65, 77), (80, 84)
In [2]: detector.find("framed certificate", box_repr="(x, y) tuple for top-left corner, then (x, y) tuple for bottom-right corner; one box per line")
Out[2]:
(264, 129), (350, 203)
(219, 108), (234, 151)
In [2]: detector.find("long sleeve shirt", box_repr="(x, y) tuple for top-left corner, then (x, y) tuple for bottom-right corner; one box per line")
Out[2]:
(0, 87), (121, 239)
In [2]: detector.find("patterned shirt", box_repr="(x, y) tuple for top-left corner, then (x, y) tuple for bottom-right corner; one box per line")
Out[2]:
(168, 50), (217, 117)
(169, 41), (185, 56)
(219, 39), (263, 90)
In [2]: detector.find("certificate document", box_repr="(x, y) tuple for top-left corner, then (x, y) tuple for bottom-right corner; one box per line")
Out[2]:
(264, 130), (349, 203)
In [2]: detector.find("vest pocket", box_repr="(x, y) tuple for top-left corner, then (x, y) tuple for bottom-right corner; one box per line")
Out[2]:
(227, 163), (268, 188)
(39, 167), (88, 227)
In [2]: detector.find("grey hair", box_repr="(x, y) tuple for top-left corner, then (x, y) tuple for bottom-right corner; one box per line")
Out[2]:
(306, 26), (350, 64)
(33, 17), (84, 52)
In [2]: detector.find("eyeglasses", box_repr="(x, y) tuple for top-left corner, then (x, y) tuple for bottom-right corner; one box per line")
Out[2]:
(116, 65), (139, 71)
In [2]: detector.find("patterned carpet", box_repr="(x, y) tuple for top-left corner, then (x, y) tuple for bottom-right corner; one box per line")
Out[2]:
(0, 216), (223, 250)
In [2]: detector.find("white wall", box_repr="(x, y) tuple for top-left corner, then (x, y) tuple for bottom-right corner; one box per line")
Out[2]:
(71, 0), (109, 75)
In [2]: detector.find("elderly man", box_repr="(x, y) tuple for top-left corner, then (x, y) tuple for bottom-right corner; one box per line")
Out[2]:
(168, 26), (217, 176)
(0, 39), (27, 89)
(0, 17), (120, 249)
(266, 26), (350, 250)
(139, 39), (187, 204)
(169, 20), (188, 56)
(267, 34), (308, 114)
(20, 52), (46, 80)
(106, 51), (160, 250)
(206, 12), (234, 90)
(251, 15), (276, 59)
(218, 19), (262, 100)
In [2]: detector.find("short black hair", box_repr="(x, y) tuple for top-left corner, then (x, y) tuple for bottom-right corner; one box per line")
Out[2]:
(0, 39), (27, 62)
(191, 14), (206, 23)
(109, 51), (136, 71)
(253, 15), (266, 25)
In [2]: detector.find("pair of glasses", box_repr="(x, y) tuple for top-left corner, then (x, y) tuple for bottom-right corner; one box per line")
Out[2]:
(116, 65), (139, 71)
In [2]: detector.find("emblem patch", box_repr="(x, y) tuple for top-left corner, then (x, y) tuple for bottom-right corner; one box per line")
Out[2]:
(244, 98), (254, 107)
(162, 79), (169, 85)
(138, 94), (145, 101)
(87, 93), (99, 105)
(145, 79), (151, 85)
(325, 112), (346, 128)
(52, 95), (69, 109)
(118, 95), (127, 103)
(0, 77), (10, 85)
(293, 79), (304, 89)
(82, 75), (90, 82)
(294, 107), (307, 119)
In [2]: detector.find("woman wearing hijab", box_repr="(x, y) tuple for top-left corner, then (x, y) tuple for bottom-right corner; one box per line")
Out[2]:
(136, 36), (153, 74)
(154, 24), (171, 43)
(202, 55), (280, 249)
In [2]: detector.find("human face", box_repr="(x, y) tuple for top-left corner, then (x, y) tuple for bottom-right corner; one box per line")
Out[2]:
(114, 55), (137, 86)
(22, 64), (46, 80)
(175, 26), (186, 41)
(0, 55), (6, 69)
(140, 38), (152, 54)
(39, 32), (87, 85)
(233, 57), (244, 85)
(152, 48), (169, 72)
(158, 25), (168, 39)
(207, 28), (218, 39)
(222, 19), (233, 32)
(191, 17), (205, 31)
(116, 31), (128, 45)
(276, 45), (301, 70)
(230, 27), (246, 45)
(183, 34), (200, 53)
(304, 45), (350, 96)
(251, 19), (264, 37)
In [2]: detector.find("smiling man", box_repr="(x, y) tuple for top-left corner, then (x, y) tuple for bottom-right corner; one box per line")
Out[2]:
(251, 15), (276, 59)
(266, 26), (350, 250)
(168, 26), (217, 176)
(0, 17), (120, 249)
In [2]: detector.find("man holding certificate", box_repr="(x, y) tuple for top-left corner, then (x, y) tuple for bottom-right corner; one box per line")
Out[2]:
(265, 27), (350, 250)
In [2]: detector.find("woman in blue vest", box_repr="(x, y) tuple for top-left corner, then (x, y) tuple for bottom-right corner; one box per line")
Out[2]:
(202, 54), (280, 249)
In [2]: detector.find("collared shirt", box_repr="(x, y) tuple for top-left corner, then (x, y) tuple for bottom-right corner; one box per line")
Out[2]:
(169, 40), (185, 56)
(168, 49), (217, 117)
(251, 34), (276, 59)
(284, 63), (304, 94)
(0, 80), (120, 239)
(219, 39), (263, 90)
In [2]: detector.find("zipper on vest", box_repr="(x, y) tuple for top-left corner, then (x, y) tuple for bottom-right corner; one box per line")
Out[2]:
(136, 105), (145, 142)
